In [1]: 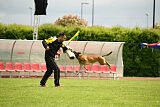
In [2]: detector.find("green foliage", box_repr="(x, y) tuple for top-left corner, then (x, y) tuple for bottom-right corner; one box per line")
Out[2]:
(0, 23), (160, 77)
(0, 23), (33, 40)
(38, 24), (65, 40)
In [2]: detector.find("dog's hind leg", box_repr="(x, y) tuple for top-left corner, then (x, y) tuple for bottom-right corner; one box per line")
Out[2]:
(105, 61), (111, 69)
(99, 57), (111, 69)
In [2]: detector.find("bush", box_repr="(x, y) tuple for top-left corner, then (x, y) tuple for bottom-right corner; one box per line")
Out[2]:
(0, 23), (33, 40)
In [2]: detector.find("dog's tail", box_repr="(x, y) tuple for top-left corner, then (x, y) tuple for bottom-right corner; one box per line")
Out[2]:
(102, 51), (112, 57)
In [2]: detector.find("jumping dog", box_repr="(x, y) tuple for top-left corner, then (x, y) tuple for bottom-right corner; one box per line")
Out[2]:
(73, 51), (112, 75)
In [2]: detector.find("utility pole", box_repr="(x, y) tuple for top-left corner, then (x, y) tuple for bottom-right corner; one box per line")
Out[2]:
(92, 0), (94, 26)
(29, 7), (33, 26)
(153, 0), (155, 29)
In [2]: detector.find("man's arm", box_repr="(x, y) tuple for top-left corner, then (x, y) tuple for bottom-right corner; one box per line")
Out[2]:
(61, 43), (73, 52)
(61, 43), (68, 52)
(42, 40), (50, 50)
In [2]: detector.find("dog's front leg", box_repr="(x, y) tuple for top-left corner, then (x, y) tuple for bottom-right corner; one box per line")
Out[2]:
(76, 65), (83, 76)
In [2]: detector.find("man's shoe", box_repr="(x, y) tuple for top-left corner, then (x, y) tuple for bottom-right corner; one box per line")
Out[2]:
(55, 85), (64, 87)
(40, 85), (48, 87)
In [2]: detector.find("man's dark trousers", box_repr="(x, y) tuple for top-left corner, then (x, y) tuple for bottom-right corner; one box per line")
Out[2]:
(40, 57), (60, 86)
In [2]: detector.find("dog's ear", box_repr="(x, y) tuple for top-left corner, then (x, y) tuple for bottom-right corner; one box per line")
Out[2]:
(72, 51), (77, 54)
(73, 51), (81, 54)
(73, 51), (81, 58)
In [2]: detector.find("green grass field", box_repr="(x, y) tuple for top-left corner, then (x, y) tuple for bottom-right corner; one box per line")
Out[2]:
(0, 78), (160, 107)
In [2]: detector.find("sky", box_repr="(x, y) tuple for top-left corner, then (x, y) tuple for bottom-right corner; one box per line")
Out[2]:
(0, 0), (160, 28)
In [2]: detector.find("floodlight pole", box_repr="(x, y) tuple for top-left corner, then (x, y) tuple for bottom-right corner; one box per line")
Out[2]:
(145, 13), (149, 28)
(81, 2), (89, 19)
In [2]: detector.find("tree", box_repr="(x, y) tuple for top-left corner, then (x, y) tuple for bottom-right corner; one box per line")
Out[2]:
(155, 22), (160, 30)
(54, 14), (88, 27)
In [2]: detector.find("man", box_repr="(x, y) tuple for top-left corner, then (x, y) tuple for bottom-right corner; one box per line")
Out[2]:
(40, 32), (68, 87)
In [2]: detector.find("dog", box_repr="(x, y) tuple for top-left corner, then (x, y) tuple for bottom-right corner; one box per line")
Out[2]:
(73, 51), (112, 74)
